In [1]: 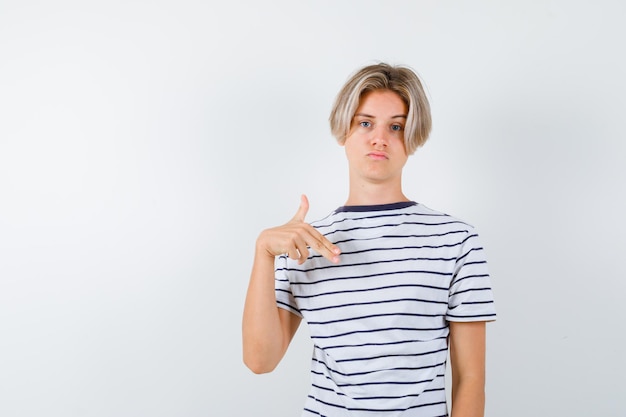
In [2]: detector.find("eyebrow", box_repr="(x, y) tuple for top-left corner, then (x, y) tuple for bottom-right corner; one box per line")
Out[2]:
(354, 112), (407, 119)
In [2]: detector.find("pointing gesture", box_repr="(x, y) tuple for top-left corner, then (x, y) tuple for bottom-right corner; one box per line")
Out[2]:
(257, 195), (340, 265)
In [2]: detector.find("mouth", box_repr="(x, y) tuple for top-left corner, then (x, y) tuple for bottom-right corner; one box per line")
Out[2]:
(367, 152), (388, 160)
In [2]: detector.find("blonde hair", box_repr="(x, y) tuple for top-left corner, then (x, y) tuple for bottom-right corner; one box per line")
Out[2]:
(329, 62), (432, 155)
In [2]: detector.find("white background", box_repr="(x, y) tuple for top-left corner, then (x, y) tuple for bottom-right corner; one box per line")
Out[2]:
(1, 1), (624, 416)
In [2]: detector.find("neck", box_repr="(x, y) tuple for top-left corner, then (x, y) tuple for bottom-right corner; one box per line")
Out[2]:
(344, 178), (409, 206)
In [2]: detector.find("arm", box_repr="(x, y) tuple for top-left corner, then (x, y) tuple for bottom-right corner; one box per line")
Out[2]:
(449, 321), (487, 417)
(242, 195), (340, 374)
(242, 245), (301, 374)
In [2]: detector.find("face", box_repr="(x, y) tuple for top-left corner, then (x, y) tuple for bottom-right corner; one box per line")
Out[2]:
(343, 89), (409, 185)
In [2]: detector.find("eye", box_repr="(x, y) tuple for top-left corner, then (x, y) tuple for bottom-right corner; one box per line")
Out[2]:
(391, 124), (404, 131)
(359, 121), (371, 128)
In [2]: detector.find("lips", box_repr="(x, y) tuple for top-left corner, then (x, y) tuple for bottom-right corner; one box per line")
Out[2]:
(367, 151), (388, 160)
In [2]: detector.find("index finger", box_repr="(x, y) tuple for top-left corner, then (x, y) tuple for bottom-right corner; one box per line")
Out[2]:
(306, 227), (341, 264)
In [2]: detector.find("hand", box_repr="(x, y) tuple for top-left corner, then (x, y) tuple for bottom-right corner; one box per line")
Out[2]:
(257, 195), (340, 265)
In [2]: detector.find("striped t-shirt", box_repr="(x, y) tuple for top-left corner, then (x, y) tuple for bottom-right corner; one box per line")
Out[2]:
(275, 201), (496, 417)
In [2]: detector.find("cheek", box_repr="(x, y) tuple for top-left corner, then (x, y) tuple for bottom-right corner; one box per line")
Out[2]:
(392, 135), (408, 152)
(343, 134), (360, 150)
(343, 139), (365, 162)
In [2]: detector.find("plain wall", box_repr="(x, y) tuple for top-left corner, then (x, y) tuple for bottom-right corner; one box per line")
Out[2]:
(1, 1), (624, 416)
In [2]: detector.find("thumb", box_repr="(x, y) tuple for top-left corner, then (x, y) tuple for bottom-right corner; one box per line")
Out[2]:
(291, 194), (309, 223)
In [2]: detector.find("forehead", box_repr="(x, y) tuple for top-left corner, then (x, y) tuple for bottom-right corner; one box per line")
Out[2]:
(355, 89), (407, 115)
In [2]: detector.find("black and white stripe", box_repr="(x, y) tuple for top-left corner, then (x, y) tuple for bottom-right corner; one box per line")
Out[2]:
(275, 201), (496, 417)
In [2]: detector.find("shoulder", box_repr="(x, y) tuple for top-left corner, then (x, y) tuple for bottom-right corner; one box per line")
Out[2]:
(412, 203), (478, 234)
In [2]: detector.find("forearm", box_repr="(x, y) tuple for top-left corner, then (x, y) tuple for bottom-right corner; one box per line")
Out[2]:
(450, 376), (485, 417)
(449, 321), (487, 417)
(242, 248), (289, 373)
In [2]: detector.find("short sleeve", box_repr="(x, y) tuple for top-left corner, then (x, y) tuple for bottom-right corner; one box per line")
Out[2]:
(446, 227), (497, 322)
(274, 255), (303, 318)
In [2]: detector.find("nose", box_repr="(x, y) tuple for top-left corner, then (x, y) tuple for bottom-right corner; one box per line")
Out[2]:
(370, 126), (389, 148)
